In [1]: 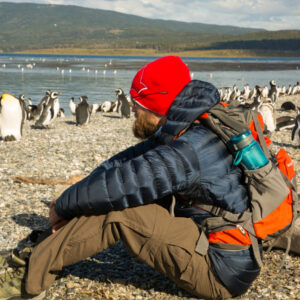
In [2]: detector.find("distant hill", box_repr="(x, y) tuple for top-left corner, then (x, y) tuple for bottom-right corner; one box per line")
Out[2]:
(0, 2), (300, 56)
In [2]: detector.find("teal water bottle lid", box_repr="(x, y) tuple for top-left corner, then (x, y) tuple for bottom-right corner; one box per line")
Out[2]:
(230, 130), (254, 151)
(231, 130), (269, 169)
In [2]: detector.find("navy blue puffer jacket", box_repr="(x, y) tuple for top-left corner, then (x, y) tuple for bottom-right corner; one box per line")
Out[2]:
(55, 80), (260, 296)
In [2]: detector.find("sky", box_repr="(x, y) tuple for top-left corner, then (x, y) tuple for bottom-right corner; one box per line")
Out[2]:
(1, 0), (300, 31)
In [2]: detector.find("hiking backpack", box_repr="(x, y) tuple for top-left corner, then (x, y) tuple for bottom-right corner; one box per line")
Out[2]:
(193, 101), (298, 266)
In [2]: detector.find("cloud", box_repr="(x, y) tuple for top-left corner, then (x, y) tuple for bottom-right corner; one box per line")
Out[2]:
(1, 0), (300, 30)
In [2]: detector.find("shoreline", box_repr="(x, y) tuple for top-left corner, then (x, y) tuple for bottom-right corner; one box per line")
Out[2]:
(9, 48), (300, 58)
(2, 52), (300, 72)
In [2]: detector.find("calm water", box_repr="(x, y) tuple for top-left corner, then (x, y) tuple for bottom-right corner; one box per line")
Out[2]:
(1, 53), (300, 115)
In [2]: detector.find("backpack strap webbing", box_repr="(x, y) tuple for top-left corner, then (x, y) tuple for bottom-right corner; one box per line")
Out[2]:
(251, 110), (271, 160)
(209, 105), (249, 134)
(200, 116), (231, 145)
(194, 203), (263, 266)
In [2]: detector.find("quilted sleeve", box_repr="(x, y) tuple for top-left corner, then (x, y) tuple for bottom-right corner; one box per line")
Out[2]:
(55, 139), (199, 220)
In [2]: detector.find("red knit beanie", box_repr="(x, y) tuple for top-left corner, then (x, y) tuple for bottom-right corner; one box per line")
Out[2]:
(130, 56), (191, 115)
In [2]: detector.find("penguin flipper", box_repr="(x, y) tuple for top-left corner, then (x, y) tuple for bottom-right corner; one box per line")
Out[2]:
(291, 123), (297, 141)
(50, 107), (54, 119)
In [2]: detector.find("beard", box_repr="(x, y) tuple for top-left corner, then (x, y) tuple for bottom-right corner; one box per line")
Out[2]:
(132, 114), (161, 140)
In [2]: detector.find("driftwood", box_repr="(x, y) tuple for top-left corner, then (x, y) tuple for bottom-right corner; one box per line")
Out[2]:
(12, 174), (83, 185)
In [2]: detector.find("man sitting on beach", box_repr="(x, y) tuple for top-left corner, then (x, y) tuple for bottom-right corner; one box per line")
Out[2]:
(1, 56), (261, 300)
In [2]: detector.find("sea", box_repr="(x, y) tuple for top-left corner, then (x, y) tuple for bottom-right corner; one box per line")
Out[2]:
(1, 53), (300, 115)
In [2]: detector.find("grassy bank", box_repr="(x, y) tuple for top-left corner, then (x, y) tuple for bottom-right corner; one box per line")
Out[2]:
(15, 48), (300, 57)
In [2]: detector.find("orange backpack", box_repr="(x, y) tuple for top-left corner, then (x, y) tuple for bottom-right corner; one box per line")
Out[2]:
(193, 102), (298, 266)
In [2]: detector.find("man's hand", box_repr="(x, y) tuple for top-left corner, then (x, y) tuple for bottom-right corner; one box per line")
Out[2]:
(49, 199), (69, 233)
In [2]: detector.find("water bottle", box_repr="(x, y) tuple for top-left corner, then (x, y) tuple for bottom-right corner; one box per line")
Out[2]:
(230, 130), (269, 170)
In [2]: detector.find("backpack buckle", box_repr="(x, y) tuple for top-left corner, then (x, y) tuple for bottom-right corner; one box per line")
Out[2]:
(211, 206), (224, 216)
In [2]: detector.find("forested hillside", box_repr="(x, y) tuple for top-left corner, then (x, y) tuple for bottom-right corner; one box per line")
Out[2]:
(0, 2), (299, 55)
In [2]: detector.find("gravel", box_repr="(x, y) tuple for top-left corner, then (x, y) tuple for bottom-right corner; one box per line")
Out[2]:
(0, 95), (299, 300)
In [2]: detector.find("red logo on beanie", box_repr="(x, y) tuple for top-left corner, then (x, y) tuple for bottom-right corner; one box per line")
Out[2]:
(130, 56), (191, 115)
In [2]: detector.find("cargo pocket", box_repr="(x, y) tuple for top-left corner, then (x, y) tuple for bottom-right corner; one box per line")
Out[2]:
(166, 243), (195, 291)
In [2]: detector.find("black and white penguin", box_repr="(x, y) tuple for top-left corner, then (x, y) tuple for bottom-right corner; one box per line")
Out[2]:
(258, 97), (276, 133)
(35, 91), (61, 128)
(281, 101), (296, 111)
(241, 84), (250, 101)
(30, 90), (51, 121)
(268, 80), (278, 104)
(0, 93), (25, 141)
(76, 96), (90, 126)
(291, 109), (300, 146)
(276, 116), (296, 131)
(287, 84), (292, 95)
(18, 94), (30, 121)
(249, 95), (261, 111)
(89, 103), (100, 114)
(115, 88), (130, 118)
(57, 108), (65, 118)
(261, 85), (269, 98)
(69, 97), (77, 115)
(100, 100), (112, 112)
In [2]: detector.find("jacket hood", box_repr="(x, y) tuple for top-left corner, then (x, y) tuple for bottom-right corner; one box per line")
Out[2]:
(155, 80), (220, 143)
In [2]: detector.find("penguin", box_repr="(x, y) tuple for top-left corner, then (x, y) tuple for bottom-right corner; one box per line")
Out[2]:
(291, 84), (298, 95)
(240, 84), (250, 101)
(18, 94), (29, 120)
(268, 80), (278, 104)
(276, 116), (295, 131)
(0, 93), (25, 141)
(89, 103), (100, 114)
(229, 84), (240, 102)
(291, 109), (300, 146)
(76, 96), (90, 126)
(115, 88), (130, 118)
(223, 87), (232, 102)
(51, 91), (61, 120)
(261, 85), (269, 98)
(281, 101), (296, 111)
(287, 84), (292, 95)
(248, 86), (257, 101)
(35, 91), (61, 128)
(217, 88), (224, 101)
(100, 100), (112, 112)
(279, 85), (286, 96)
(110, 99), (119, 112)
(69, 97), (77, 115)
(57, 108), (65, 118)
(31, 90), (51, 121)
(231, 95), (246, 107)
(249, 95), (261, 111)
(258, 97), (276, 133)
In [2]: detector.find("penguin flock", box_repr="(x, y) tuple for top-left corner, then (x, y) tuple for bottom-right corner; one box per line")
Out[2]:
(1, 81), (299, 142)
(218, 80), (300, 105)
(0, 87), (133, 141)
(68, 88), (132, 126)
(217, 80), (300, 144)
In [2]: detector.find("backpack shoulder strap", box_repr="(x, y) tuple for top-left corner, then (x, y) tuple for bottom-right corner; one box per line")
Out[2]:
(209, 104), (249, 134)
(251, 110), (271, 160)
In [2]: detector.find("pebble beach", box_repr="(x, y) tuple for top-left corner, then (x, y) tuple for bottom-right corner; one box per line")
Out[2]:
(0, 94), (299, 300)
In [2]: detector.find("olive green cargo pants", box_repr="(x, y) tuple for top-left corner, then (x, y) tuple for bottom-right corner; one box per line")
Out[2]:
(25, 204), (232, 299)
